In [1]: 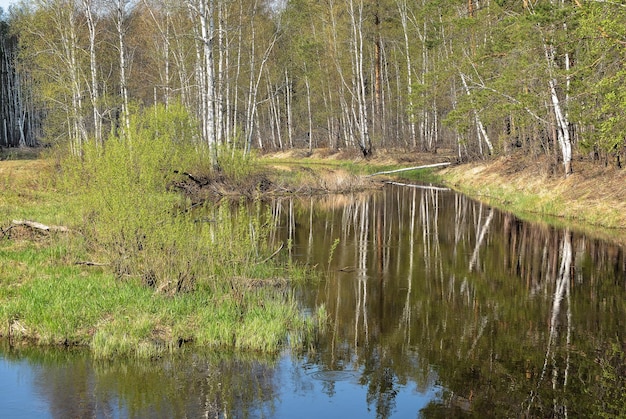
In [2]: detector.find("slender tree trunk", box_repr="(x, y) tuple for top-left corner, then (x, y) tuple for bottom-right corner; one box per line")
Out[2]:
(116, 0), (131, 140)
(244, 1), (258, 152)
(460, 72), (494, 156)
(373, 2), (382, 139)
(187, 0), (218, 163)
(397, 0), (416, 148)
(305, 74), (313, 151)
(244, 18), (278, 154)
(83, 0), (102, 146)
(60, 3), (87, 154)
(285, 69), (293, 148)
(348, 0), (372, 156)
(544, 42), (572, 176)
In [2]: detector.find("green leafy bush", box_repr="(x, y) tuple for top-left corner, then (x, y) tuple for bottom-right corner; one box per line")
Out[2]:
(60, 104), (283, 294)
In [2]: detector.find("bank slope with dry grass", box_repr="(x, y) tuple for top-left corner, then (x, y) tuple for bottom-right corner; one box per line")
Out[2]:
(262, 148), (625, 242)
(439, 154), (626, 242)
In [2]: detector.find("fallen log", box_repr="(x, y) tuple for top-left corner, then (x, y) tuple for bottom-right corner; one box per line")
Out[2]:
(384, 181), (450, 191)
(75, 261), (109, 267)
(173, 170), (206, 185)
(11, 219), (70, 233)
(367, 162), (451, 177)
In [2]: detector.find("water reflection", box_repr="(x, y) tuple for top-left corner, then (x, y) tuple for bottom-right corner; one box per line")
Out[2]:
(0, 344), (280, 418)
(1, 184), (624, 418)
(272, 184), (626, 417)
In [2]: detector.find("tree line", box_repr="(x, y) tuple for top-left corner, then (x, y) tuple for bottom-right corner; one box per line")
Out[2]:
(0, 0), (624, 174)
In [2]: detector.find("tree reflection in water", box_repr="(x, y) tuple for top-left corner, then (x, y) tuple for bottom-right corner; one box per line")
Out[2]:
(273, 184), (626, 418)
(2, 185), (624, 418)
(0, 345), (280, 418)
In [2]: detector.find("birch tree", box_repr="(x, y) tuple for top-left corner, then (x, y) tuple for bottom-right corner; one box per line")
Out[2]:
(19, 0), (88, 154)
(81, 0), (102, 145)
(523, 0), (574, 175)
(186, 0), (218, 161)
(111, 0), (133, 140)
(348, 0), (372, 156)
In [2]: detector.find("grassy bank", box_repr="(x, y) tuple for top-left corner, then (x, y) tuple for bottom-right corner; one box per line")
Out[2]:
(0, 159), (316, 358)
(261, 148), (626, 242)
(438, 154), (626, 242)
(0, 240), (309, 358)
(0, 108), (320, 358)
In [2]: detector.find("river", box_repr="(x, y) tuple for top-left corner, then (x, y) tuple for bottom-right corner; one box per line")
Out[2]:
(1, 183), (625, 418)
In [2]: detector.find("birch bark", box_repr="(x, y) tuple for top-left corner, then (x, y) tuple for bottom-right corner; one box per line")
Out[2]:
(114, 0), (131, 140)
(186, 0), (218, 163)
(348, 0), (372, 156)
(82, 0), (102, 146)
(544, 41), (573, 176)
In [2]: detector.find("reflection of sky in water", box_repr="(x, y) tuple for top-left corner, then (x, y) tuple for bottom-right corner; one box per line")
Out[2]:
(2, 187), (624, 417)
(0, 354), (50, 418)
(0, 350), (439, 418)
(271, 354), (438, 418)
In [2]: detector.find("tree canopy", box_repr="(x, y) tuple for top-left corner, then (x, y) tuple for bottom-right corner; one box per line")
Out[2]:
(0, 0), (624, 172)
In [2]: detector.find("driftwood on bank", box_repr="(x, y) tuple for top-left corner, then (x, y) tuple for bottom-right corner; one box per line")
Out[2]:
(11, 219), (70, 232)
(385, 181), (450, 191)
(366, 162), (451, 177)
(75, 261), (109, 267)
(174, 170), (206, 185)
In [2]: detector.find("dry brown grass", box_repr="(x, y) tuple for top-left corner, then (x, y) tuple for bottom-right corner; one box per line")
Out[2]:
(0, 158), (54, 189)
(440, 152), (626, 235)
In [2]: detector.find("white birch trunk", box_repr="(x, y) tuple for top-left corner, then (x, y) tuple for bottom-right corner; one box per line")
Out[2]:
(57, 1), (86, 154)
(544, 42), (572, 176)
(244, 2), (258, 152)
(215, 0), (225, 145)
(397, 0), (416, 148)
(305, 74), (313, 151)
(285, 70), (293, 148)
(200, 0), (216, 151)
(348, 0), (371, 156)
(187, 0), (218, 163)
(460, 72), (493, 155)
(116, 0), (131, 140)
(82, 0), (102, 146)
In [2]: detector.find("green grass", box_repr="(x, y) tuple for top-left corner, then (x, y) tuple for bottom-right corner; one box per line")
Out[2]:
(0, 240), (313, 358)
(0, 104), (320, 358)
(437, 171), (626, 245)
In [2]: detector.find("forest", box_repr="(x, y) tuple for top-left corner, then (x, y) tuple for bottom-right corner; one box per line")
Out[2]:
(0, 0), (625, 175)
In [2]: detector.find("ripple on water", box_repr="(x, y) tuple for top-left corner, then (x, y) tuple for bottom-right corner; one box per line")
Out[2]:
(310, 370), (359, 382)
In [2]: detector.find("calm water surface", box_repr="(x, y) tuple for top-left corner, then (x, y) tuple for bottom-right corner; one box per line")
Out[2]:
(1, 184), (625, 418)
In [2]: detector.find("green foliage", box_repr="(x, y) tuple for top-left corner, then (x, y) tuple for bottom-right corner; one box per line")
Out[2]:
(60, 105), (296, 293)
(592, 340), (626, 418)
(0, 105), (317, 357)
(217, 145), (259, 184)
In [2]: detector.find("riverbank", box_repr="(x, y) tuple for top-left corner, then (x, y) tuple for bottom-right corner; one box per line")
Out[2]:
(1, 146), (624, 357)
(438, 153), (626, 243)
(261, 148), (626, 243)
(0, 148), (319, 358)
